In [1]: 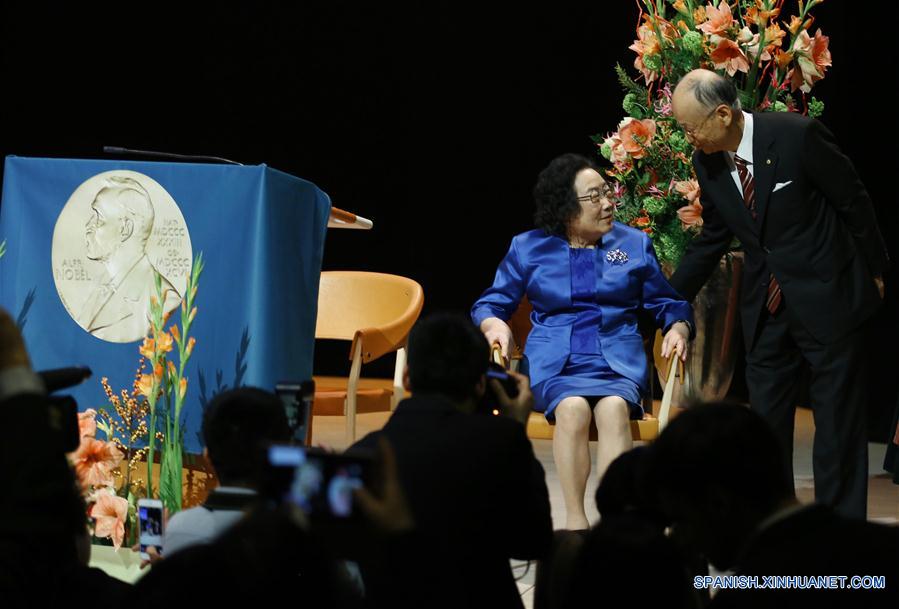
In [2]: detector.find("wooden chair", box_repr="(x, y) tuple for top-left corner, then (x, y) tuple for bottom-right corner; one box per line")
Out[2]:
(312, 271), (424, 444)
(494, 298), (682, 442)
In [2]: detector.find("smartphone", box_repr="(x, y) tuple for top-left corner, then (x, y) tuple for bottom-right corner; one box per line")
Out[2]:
(265, 445), (373, 520)
(275, 380), (315, 446)
(137, 498), (164, 560)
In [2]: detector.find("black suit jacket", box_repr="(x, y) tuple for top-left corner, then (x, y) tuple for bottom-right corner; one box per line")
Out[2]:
(670, 112), (889, 345)
(350, 395), (553, 609)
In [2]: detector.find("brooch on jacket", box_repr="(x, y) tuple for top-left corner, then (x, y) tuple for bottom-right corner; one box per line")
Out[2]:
(606, 249), (629, 265)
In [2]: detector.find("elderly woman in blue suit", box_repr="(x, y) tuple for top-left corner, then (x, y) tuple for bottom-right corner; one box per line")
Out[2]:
(472, 153), (693, 529)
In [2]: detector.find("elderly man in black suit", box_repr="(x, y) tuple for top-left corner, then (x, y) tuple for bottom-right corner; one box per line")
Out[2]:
(668, 69), (889, 519)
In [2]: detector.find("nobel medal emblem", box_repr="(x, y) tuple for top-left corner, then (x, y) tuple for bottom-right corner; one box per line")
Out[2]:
(52, 171), (193, 343)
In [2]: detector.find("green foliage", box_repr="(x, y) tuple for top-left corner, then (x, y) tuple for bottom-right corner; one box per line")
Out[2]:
(681, 31), (704, 56)
(600, 142), (612, 160)
(643, 195), (668, 215)
(623, 92), (646, 119)
(807, 97), (825, 119)
(615, 64), (647, 97)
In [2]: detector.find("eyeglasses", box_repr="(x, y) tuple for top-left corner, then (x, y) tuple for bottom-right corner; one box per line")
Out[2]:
(576, 186), (613, 205)
(681, 106), (718, 137)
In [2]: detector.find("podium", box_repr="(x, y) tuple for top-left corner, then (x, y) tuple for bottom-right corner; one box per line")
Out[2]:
(0, 156), (331, 452)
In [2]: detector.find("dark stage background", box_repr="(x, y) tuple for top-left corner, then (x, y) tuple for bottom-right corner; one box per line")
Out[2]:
(2, 3), (896, 439)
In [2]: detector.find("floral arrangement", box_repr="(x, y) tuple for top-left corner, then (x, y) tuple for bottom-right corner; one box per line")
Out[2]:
(67, 369), (151, 549)
(596, 0), (830, 269)
(67, 253), (204, 547)
(140, 253), (204, 515)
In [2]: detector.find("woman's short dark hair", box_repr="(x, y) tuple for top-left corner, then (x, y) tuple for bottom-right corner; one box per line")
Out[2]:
(533, 153), (600, 238)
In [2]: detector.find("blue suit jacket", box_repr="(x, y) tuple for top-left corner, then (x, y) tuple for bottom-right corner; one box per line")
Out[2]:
(472, 224), (693, 394)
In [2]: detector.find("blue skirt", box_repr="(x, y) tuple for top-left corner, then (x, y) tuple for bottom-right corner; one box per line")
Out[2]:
(533, 352), (643, 422)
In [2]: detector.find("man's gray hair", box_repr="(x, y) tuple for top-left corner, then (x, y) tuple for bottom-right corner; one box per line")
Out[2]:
(681, 72), (742, 112)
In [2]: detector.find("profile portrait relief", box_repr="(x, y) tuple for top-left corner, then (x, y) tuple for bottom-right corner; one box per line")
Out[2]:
(52, 171), (193, 343)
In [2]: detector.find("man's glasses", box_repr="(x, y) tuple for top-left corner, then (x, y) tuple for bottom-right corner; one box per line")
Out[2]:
(681, 106), (718, 137)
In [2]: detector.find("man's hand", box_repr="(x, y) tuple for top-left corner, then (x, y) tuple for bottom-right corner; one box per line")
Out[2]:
(661, 322), (690, 362)
(874, 275), (885, 299)
(0, 308), (30, 370)
(490, 370), (534, 426)
(132, 543), (164, 570)
(480, 317), (514, 362)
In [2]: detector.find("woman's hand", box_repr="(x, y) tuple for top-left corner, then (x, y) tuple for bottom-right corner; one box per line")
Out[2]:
(661, 321), (690, 362)
(480, 317), (514, 361)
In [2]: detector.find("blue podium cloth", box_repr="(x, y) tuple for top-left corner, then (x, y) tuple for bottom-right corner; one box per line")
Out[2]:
(0, 156), (330, 452)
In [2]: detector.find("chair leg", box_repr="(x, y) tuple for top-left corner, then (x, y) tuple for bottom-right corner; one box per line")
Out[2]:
(391, 347), (406, 410)
(345, 341), (363, 445)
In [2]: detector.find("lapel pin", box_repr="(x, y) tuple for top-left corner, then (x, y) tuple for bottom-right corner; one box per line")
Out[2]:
(606, 249), (629, 265)
(766, 159), (772, 165)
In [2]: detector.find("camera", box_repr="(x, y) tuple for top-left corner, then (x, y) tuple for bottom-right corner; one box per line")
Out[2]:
(38, 366), (92, 453)
(262, 444), (374, 521)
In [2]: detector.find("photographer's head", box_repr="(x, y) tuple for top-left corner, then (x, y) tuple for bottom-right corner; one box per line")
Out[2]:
(405, 313), (489, 408)
(202, 387), (292, 488)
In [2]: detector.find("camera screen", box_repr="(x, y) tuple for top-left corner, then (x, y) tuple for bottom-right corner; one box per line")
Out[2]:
(268, 445), (366, 518)
(139, 505), (164, 552)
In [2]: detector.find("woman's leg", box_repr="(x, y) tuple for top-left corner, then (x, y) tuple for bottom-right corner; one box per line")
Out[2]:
(553, 396), (592, 529)
(593, 396), (632, 484)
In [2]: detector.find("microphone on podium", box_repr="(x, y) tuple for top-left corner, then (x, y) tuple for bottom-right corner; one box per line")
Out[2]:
(103, 145), (243, 166)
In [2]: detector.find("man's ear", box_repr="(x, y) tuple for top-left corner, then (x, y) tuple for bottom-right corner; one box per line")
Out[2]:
(402, 364), (411, 392)
(120, 217), (134, 242)
(719, 103), (734, 126)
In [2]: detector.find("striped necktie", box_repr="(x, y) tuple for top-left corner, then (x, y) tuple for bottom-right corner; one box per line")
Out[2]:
(735, 155), (783, 315)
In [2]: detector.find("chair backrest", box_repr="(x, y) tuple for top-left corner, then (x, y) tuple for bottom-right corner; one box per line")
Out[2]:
(316, 271), (424, 363)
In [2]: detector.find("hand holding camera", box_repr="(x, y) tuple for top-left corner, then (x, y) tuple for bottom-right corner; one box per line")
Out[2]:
(486, 366), (533, 426)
